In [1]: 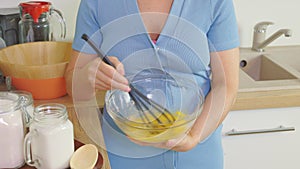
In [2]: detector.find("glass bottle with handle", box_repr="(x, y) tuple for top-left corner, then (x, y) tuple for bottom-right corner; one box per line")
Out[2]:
(24, 103), (74, 169)
(18, 1), (66, 43)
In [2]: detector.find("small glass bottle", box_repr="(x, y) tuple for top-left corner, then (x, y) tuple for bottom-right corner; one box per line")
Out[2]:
(24, 103), (74, 169)
(0, 92), (25, 168)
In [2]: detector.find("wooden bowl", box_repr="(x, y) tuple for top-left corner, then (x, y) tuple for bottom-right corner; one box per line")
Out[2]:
(0, 42), (72, 99)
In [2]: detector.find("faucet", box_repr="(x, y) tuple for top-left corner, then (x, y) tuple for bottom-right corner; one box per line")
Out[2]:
(252, 21), (292, 52)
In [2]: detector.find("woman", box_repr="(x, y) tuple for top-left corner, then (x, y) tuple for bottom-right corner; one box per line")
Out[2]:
(65, 0), (240, 168)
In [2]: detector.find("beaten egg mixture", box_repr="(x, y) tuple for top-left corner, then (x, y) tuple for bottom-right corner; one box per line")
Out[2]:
(117, 111), (191, 143)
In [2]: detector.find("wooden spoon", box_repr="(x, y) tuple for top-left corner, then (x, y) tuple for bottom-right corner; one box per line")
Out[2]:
(70, 144), (98, 169)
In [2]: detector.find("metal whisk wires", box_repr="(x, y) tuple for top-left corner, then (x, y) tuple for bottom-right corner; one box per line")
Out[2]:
(81, 34), (176, 124)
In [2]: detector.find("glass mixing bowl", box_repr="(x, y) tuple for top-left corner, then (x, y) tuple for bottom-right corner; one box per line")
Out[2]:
(105, 74), (205, 143)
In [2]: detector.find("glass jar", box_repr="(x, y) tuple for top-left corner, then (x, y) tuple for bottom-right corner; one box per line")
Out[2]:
(24, 103), (74, 169)
(0, 92), (25, 168)
(18, 1), (66, 43)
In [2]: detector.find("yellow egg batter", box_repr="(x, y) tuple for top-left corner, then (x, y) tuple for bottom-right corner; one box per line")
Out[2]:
(116, 111), (192, 143)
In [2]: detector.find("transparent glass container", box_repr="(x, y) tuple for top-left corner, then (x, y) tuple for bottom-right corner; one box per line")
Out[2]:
(18, 1), (66, 43)
(0, 92), (25, 168)
(24, 103), (74, 169)
(106, 73), (204, 143)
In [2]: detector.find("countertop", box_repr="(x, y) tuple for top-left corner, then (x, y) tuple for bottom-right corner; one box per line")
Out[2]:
(235, 46), (300, 110)
(6, 46), (300, 169)
(0, 78), (297, 169)
(234, 88), (300, 110)
(6, 74), (300, 169)
(32, 84), (300, 169)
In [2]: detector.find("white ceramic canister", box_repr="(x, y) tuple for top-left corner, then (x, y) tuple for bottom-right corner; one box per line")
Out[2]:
(0, 92), (25, 168)
(24, 103), (74, 169)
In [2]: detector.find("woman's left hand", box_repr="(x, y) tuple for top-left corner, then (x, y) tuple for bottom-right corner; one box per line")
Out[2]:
(128, 130), (201, 152)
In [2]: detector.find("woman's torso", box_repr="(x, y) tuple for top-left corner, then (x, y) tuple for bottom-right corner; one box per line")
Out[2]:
(98, 0), (213, 95)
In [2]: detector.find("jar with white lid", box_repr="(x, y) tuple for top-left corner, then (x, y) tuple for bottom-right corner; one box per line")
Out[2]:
(0, 91), (25, 168)
(24, 103), (74, 169)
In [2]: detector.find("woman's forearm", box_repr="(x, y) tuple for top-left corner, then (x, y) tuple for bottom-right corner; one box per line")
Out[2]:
(65, 66), (97, 100)
(65, 50), (98, 100)
(189, 48), (240, 143)
(192, 81), (238, 143)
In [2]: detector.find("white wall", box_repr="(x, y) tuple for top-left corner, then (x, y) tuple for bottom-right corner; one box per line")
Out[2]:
(2, 0), (300, 47)
(233, 0), (300, 47)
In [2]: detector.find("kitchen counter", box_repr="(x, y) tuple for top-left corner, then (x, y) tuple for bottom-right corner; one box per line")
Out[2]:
(233, 88), (300, 110)
(6, 82), (300, 169)
(235, 46), (300, 110)
(6, 45), (300, 168)
(0, 79), (297, 169)
(33, 85), (300, 168)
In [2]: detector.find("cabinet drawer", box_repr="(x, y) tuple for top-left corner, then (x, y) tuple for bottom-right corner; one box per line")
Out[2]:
(222, 107), (300, 169)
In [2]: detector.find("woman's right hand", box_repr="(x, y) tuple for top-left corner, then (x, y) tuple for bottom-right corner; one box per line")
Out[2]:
(86, 56), (130, 92)
(65, 50), (130, 99)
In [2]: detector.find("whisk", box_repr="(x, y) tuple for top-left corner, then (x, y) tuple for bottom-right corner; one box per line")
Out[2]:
(81, 34), (176, 124)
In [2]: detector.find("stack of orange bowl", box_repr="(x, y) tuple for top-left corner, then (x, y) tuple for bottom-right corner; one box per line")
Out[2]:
(0, 41), (72, 99)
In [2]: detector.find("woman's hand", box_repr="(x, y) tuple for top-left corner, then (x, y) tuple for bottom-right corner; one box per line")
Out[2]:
(65, 50), (130, 100)
(86, 56), (130, 92)
(128, 116), (207, 152)
(128, 128), (202, 152)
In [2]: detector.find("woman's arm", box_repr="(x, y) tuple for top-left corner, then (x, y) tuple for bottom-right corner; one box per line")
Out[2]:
(171, 47), (240, 151)
(65, 50), (96, 100)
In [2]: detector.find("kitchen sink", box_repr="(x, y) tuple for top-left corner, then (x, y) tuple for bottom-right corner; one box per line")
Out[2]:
(270, 51), (300, 73)
(240, 55), (297, 81)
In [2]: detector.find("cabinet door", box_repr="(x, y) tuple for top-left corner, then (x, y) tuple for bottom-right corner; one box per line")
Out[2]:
(222, 107), (300, 169)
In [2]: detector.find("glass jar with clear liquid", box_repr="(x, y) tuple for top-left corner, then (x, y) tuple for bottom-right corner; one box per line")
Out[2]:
(18, 1), (66, 43)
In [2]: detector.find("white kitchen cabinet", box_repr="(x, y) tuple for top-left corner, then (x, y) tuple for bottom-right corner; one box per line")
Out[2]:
(222, 107), (300, 169)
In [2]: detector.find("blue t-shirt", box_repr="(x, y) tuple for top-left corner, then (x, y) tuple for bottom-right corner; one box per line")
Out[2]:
(72, 0), (240, 96)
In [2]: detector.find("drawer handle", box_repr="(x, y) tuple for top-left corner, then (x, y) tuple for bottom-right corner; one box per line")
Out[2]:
(226, 125), (295, 136)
